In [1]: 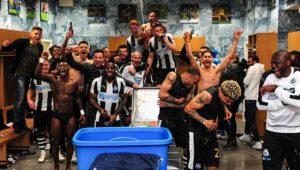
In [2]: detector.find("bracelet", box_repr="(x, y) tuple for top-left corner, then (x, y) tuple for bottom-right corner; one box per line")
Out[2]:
(200, 118), (205, 124)
(80, 109), (85, 116)
(39, 58), (45, 63)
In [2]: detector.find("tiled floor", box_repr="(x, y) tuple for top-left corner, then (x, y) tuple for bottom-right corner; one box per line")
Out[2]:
(4, 116), (265, 170)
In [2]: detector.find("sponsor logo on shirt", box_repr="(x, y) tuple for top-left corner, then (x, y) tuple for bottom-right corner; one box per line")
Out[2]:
(98, 92), (119, 103)
(36, 84), (51, 92)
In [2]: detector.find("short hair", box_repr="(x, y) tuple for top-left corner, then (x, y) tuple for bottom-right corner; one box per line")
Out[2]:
(152, 22), (163, 29)
(187, 67), (200, 77)
(79, 41), (89, 46)
(49, 45), (61, 54)
(248, 55), (259, 63)
(129, 19), (139, 26)
(272, 50), (290, 61)
(32, 26), (43, 32)
(202, 50), (213, 56)
(290, 50), (300, 60)
(200, 46), (209, 51)
(93, 49), (103, 54)
(220, 80), (241, 100)
(58, 58), (67, 63)
(149, 10), (159, 18)
(117, 44), (128, 51)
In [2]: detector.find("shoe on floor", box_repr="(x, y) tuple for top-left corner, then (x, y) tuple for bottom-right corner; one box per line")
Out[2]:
(71, 151), (77, 164)
(216, 133), (226, 140)
(45, 143), (50, 150)
(38, 150), (46, 163)
(238, 134), (252, 144)
(59, 152), (65, 162)
(252, 141), (262, 150)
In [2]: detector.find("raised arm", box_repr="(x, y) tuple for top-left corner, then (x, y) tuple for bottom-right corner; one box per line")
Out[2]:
(35, 53), (55, 82)
(216, 30), (242, 72)
(184, 32), (199, 70)
(184, 91), (217, 131)
(145, 52), (154, 78)
(159, 72), (185, 105)
(61, 31), (73, 55)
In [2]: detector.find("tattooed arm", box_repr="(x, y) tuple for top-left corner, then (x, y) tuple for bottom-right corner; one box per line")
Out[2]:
(185, 91), (217, 131)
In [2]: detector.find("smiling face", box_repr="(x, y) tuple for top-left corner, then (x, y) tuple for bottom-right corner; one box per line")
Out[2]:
(78, 42), (89, 60)
(51, 47), (61, 59)
(149, 12), (158, 24)
(30, 29), (42, 45)
(93, 52), (104, 67)
(271, 53), (291, 78)
(58, 62), (69, 78)
(201, 51), (213, 68)
(118, 47), (128, 60)
(104, 63), (116, 79)
(42, 60), (50, 74)
(131, 52), (142, 67)
(130, 24), (140, 37)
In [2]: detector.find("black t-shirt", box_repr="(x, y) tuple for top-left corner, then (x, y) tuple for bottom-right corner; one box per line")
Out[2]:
(159, 73), (190, 119)
(15, 44), (40, 77)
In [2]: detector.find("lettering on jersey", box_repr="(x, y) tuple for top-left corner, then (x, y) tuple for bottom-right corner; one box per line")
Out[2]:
(268, 93), (278, 100)
(262, 148), (271, 161)
(98, 92), (119, 103)
(290, 77), (296, 84)
(36, 84), (51, 92)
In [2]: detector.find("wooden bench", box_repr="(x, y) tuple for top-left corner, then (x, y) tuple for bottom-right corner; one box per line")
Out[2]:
(0, 109), (33, 166)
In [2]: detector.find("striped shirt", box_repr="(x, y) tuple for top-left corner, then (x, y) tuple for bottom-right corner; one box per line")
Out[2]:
(149, 33), (176, 69)
(30, 79), (53, 111)
(90, 76), (126, 115)
(120, 62), (145, 88)
(127, 35), (144, 53)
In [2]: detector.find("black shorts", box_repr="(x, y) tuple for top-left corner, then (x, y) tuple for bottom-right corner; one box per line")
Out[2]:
(159, 117), (188, 148)
(52, 110), (75, 123)
(187, 129), (220, 170)
(263, 130), (300, 170)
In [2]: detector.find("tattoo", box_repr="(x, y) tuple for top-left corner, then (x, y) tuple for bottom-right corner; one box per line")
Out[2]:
(198, 95), (206, 104)
(164, 95), (178, 104)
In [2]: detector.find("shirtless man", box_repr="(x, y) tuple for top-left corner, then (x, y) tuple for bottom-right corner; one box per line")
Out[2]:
(184, 30), (242, 93)
(35, 52), (85, 170)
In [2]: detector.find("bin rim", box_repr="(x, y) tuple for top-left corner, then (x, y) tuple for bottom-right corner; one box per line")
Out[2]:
(72, 127), (173, 147)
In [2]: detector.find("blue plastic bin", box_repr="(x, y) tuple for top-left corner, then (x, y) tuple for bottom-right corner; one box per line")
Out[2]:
(73, 127), (173, 170)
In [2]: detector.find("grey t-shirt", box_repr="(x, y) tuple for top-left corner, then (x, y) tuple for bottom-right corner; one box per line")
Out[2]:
(15, 44), (40, 77)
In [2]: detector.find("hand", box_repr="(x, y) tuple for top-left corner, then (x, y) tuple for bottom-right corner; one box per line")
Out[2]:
(66, 31), (73, 39)
(128, 66), (136, 75)
(99, 108), (108, 118)
(79, 115), (86, 125)
(113, 56), (121, 63)
(2, 40), (11, 47)
(233, 29), (243, 41)
(224, 109), (232, 120)
(42, 52), (49, 59)
(158, 100), (167, 107)
(203, 119), (217, 131)
(107, 114), (117, 126)
(132, 83), (139, 89)
(27, 100), (37, 110)
(176, 97), (185, 105)
(260, 85), (278, 95)
(183, 32), (192, 42)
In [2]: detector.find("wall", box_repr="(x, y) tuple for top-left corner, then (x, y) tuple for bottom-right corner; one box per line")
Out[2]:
(54, 0), (246, 58)
(0, 0), (56, 40)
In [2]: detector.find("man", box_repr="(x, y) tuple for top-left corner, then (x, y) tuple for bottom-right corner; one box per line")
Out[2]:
(184, 30), (242, 93)
(0, 26), (43, 133)
(102, 47), (112, 64)
(35, 52), (85, 170)
(127, 19), (144, 54)
(90, 62), (128, 127)
(257, 50), (300, 170)
(239, 55), (264, 150)
(185, 80), (241, 170)
(49, 45), (61, 74)
(146, 22), (177, 86)
(158, 67), (200, 168)
(113, 44), (130, 70)
(66, 49), (105, 127)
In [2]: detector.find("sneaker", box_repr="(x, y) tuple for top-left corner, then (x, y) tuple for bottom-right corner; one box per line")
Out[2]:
(71, 151), (77, 164)
(45, 143), (50, 150)
(238, 134), (252, 144)
(58, 152), (65, 162)
(252, 141), (262, 150)
(38, 150), (46, 163)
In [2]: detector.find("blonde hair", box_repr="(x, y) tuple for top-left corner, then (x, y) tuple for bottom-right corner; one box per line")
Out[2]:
(220, 80), (241, 100)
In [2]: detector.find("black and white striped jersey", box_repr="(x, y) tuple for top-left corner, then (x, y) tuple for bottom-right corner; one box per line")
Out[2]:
(127, 35), (144, 53)
(90, 76), (127, 115)
(30, 79), (53, 111)
(149, 33), (176, 69)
